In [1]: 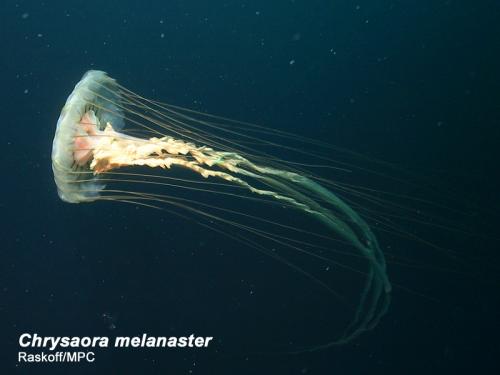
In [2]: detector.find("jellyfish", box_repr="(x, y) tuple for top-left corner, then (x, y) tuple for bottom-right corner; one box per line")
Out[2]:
(51, 70), (391, 347)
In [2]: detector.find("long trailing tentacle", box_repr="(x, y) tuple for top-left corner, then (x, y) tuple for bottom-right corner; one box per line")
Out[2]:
(86, 119), (391, 345)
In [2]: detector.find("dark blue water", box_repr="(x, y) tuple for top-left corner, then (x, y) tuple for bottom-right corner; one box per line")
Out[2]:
(1, 1), (499, 374)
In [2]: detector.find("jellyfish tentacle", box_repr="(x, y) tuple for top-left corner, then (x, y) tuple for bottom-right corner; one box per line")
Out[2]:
(223, 157), (392, 344)
(87, 122), (391, 344)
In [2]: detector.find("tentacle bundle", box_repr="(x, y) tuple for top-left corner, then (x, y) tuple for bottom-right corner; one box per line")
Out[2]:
(51, 70), (391, 346)
(88, 120), (392, 344)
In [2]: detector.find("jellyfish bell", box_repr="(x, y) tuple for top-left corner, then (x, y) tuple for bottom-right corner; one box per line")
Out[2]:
(52, 70), (124, 203)
(51, 70), (392, 348)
